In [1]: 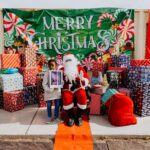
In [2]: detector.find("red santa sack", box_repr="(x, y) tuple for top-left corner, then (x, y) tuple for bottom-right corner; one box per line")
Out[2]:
(105, 93), (137, 126)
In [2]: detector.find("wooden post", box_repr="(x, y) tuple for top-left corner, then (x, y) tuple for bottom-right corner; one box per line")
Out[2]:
(0, 9), (4, 54)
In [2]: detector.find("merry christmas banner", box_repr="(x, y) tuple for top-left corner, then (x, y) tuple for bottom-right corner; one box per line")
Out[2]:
(3, 8), (134, 70)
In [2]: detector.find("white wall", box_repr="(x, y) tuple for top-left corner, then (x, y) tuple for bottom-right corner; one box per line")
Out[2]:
(1, 0), (150, 9)
(0, 9), (148, 59)
(134, 10), (148, 59)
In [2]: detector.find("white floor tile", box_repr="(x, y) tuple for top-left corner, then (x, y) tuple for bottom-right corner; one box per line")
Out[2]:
(26, 107), (59, 135)
(89, 115), (150, 135)
(0, 105), (38, 135)
(1, 105), (150, 136)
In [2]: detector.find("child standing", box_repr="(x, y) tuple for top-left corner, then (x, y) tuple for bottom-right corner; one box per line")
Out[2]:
(42, 59), (62, 122)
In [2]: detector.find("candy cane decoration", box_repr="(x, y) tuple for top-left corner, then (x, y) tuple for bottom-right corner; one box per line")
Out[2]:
(4, 13), (25, 36)
(97, 13), (115, 28)
(24, 23), (35, 37)
(17, 27), (38, 51)
(82, 57), (95, 71)
(117, 18), (134, 40)
(56, 55), (63, 65)
(114, 9), (130, 20)
(4, 12), (38, 51)
(114, 18), (134, 54)
(97, 50), (104, 56)
(4, 32), (14, 47)
(103, 29), (117, 46)
(89, 53), (98, 59)
(114, 36), (125, 55)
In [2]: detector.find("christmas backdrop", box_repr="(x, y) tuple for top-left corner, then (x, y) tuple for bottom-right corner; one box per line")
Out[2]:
(3, 8), (134, 70)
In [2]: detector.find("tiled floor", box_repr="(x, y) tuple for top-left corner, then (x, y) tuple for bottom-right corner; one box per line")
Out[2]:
(0, 105), (150, 136)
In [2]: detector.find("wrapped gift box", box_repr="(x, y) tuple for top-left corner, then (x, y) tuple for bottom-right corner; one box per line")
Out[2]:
(117, 54), (131, 67)
(37, 72), (45, 80)
(108, 67), (128, 86)
(37, 76), (44, 93)
(91, 85), (103, 95)
(36, 77), (46, 108)
(127, 66), (139, 83)
(107, 70), (126, 88)
(131, 81), (150, 117)
(130, 59), (150, 66)
(36, 75), (46, 107)
(111, 55), (130, 67)
(23, 86), (38, 105)
(21, 48), (36, 67)
(107, 71), (119, 89)
(37, 93), (46, 107)
(111, 55), (118, 67)
(90, 94), (101, 115)
(127, 66), (150, 83)
(37, 78), (43, 92)
(108, 67), (127, 71)
(92, 61), (103, 77)
(0, 73), (23, 92)
(19, 67), (38, 86)
(3, 90), (24, 112)
(0, 54), (21, 69)
(0, 90), (3, 108)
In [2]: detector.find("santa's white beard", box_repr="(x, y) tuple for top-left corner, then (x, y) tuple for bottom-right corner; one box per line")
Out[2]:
(64, 60), (78, 83)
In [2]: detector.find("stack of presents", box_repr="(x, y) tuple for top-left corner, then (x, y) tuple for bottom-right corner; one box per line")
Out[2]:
(106, 55), (150, 117)
(89, 54), (150, 118)
(89, 60), (103, 115)
(0, 48), (46, 112)
(1, 50), (150, 120)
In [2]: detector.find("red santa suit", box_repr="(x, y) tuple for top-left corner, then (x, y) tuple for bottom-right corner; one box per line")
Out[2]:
(62, 65), (89, 110)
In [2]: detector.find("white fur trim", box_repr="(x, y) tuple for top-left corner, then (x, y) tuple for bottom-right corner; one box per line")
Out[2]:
(82, 78), (89, 87)
(63, 103), (74, 110)
(63, 54), (77, 63)
(77, 103), (87, 110)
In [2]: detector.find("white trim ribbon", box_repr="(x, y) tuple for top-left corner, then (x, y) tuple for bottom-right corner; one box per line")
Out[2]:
(77, 103), (87, 109)
(63, 103), (74, 110)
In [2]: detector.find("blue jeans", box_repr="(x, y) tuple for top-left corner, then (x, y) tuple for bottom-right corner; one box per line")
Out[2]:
(47, 99), (60, 118)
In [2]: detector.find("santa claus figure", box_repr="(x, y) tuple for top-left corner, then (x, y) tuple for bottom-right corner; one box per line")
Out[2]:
(62, 53), (90, 126)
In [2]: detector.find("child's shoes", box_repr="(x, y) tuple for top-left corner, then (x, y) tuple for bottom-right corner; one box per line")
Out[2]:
(45, 117), (54, 124)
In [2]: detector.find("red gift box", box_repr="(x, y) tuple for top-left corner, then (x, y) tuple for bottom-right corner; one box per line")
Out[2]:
(91, 85), (103, 95)
(4, 91), (24, 112)
(90, 94), (101, 115)
(36, 77), (44, 93)
(92, 61), (103, 77)
(21, 48), (36, 67)
(19, 67), (38, 86)
(108, 67), (127, 71)
(92, 61), (103, 71)
(130, 59), (150, 66)
(0, 90), (3, 109)
(0, 54), (21, 69)
(39, 102), (47, 108)
(37, 93), (46, 108)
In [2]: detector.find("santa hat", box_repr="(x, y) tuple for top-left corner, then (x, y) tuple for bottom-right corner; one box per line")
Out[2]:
(63, 53), (76, 62)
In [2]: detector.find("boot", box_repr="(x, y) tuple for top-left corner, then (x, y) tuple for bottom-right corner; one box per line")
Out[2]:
(75, 107), (83, 126)
(67, 108), (75, 127)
